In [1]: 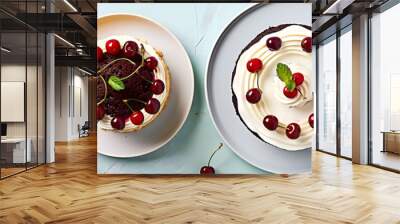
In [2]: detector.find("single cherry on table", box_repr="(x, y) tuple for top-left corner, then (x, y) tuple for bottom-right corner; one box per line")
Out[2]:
(200, 143), (223, 175)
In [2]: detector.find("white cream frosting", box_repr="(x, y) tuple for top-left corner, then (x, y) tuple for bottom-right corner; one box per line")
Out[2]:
(232, 25), (313, 151)
(97, 35), (169, 132)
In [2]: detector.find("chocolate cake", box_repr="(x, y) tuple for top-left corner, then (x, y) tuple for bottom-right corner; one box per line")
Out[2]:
(96, 37), (170, 132)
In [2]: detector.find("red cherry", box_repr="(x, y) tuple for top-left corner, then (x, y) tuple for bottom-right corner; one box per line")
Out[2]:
(283, 87), (298, 99)
(111, 116), (125, 130)
(200, 166), (215, 175)
(97, 47), (103, 62)
(246, 88), (261, 104)
(105, 39), (121, 56)
(266, 37), (282, 51)
(292, 72), (304, 86)
(301, 37), (312, 53)
(308, 113), (314, 128)
(145, 98), (160, 114)
(151, 80), (165, 95)
(130, 111), (144, 125)
(122, 41), (139, 58)
(246, 58), (263, 73)
(286, 123), (301, 139)
(96, 105), (105, 120)
(145, 56), (158, 70)
(263, 115), (279, 130)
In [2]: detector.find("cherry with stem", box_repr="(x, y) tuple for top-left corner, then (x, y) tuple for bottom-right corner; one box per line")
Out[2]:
(200, 143), (224, 175)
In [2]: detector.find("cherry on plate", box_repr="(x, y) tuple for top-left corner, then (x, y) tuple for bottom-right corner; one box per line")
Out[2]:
(308, 113), (314, 128)
(301, 37), (312, 53)
(283, 87), (298, 99)
(286, 123), (301, 139)
(105, 39), (121, 56)
(111, 116), (125, 130)
(292, 72), (304, 86)
(130, 111), (144, 125)
(246, 58), (263, 73)
(150, 80), (165, 95)
(266, 37), (282, 51)
(96, 105), (105, 120)
(263, 115), (279, 131)
(97, 47), (104, 62)
(246, 88), (262, 104)
(145, 98), (160, 114)
(145, 56), (158, 70)
(122, 41), (139, 58)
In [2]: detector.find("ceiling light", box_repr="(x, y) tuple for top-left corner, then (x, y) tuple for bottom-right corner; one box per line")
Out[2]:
(63, 0), (78, 12)
(323, 0), (355, 15)
(54, 34), (75, 48)
(1, 47), (11, 53)
(77, 67), (92, 76)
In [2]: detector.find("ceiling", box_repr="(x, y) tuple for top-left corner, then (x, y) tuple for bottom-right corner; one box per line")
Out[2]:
(0, 0), (393, 71)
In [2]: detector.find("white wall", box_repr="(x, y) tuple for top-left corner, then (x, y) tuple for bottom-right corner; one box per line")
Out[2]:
(54, 67), (89, 141)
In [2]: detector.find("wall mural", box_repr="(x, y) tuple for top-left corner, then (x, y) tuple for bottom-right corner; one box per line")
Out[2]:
(97, 3), (313, 174)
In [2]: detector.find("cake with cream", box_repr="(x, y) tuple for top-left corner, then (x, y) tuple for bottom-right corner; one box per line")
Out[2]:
(231, 24), (313, 151)
(96, 36), (170, 132)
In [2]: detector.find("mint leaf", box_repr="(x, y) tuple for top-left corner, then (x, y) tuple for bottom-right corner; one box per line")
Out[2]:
(286, 80), (296, 91)
(276, 63), (292, 83)
(108, 75), (125, 91)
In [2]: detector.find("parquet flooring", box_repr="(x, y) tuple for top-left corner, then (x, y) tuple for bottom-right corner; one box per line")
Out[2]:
(1, 135), (400, 224)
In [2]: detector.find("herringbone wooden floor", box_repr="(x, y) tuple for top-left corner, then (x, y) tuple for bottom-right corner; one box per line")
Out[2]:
(1, 135), (400, 224)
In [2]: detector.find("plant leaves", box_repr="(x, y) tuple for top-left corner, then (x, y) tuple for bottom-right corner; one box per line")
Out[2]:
(276, 63), (297, 90)
(286, 79), (296, 91)
(108, 75), (125, 91)
(276, 63), (292, 83)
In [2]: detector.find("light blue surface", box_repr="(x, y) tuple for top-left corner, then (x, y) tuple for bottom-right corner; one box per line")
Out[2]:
(97, 3), (267, 174)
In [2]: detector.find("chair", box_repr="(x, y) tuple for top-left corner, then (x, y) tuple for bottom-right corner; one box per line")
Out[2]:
(79, 121), (90, 138)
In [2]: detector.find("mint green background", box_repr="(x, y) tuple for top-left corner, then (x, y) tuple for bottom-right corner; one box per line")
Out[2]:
(97, 3), (267, 174)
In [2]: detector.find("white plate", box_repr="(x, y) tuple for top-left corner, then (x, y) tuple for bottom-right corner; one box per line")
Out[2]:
(97, 14), (194, 158)
(205, 3), (311, 173)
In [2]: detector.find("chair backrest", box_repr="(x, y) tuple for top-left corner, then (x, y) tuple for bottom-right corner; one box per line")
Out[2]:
(82, 121), (90, 130)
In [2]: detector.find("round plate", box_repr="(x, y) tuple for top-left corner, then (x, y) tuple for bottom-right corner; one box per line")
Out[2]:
(98, 14), (194, 158)
(205, 4), (311, 173)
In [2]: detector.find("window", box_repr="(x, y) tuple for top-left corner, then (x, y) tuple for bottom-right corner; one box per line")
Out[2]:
(317, 35), (337, 155)
(370, 3), (400, 171)
(339, 27), (352, 158)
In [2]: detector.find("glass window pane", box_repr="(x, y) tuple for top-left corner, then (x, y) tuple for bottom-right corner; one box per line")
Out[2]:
(339, 28), (352, 158)
(371, 4), (400, 171)
(1, 31), (27, 177)
(317, 36), (337, 154)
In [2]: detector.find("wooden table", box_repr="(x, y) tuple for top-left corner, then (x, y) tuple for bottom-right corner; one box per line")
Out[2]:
(381, 131), (400, 154)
